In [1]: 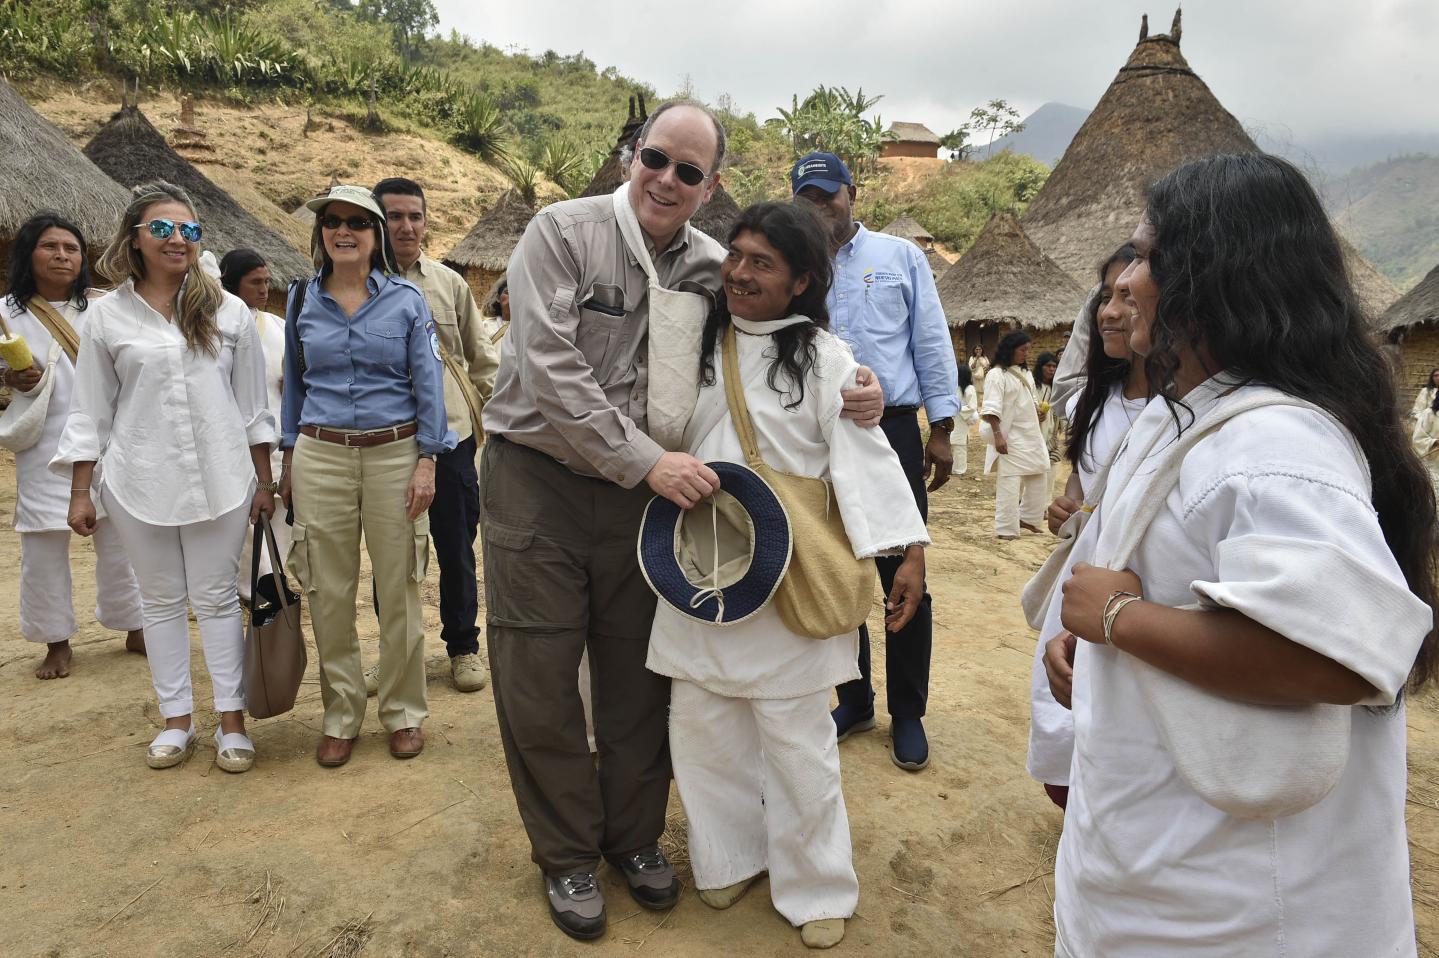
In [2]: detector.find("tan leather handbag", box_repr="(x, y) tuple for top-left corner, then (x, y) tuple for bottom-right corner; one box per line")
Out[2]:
(243, 515), (307, 719)
(722, 327), (874, 639)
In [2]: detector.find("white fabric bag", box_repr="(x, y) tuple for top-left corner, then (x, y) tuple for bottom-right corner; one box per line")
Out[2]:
(0, 341), (59, 452)
(612, 185), (710, 452)
(1084, 387), (1351, 820)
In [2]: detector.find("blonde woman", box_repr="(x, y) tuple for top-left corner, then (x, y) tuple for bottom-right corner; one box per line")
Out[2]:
(55, 182), (277, 773)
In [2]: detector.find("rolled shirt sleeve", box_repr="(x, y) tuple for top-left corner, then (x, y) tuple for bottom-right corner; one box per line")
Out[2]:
(905, 245), (961, 421)
(51, 310), (117, 471)
(228, 298), (278, 449)
(405, 290), (457, 456)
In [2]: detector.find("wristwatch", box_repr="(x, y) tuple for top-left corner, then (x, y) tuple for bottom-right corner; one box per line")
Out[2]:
(930, 418), (955, 433)
(418, 452), (436, 462)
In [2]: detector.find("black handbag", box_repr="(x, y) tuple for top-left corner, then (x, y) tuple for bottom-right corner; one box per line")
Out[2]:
(243, 514), (306, 720)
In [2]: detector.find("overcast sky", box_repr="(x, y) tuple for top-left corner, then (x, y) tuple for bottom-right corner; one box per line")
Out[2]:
(433, 0), (1438, 144)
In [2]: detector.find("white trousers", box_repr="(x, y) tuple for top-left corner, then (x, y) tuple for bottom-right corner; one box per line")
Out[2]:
(670, 680), (859, 926)
(103, 489), (251, 718)
(237, 494), (291, 602)
(995, 472), (1047, 536)
(19, 523), (143, 644)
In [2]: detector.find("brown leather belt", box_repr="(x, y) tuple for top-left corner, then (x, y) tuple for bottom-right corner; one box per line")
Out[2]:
(300, 422), (417, 447)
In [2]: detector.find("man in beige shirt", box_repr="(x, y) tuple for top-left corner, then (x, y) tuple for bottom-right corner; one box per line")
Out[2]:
(480, 101), (884, 941)
(373, 177), (499, 694)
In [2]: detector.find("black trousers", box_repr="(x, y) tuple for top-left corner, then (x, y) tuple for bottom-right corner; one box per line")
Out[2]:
(428, 434), (482, 657)
(836, 411), (933, 719)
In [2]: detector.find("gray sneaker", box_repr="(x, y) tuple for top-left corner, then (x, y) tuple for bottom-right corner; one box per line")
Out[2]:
(611, 845), (680, 910)
(545, 870), (606, 940)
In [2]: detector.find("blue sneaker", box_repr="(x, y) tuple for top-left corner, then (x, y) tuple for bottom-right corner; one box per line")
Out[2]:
(890, 717), (929, 771)
(831, 701), (876, 742)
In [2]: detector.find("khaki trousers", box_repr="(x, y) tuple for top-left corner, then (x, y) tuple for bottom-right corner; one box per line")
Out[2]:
(480, 436), (670, 874)
(288, 434), (430, 738)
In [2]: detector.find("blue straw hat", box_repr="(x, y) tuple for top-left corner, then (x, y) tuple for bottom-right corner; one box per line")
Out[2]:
(638, 460), (791, 626)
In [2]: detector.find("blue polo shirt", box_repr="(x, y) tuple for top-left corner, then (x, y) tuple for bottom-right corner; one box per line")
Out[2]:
(826, 225), (961, 421)
(279, 269), (456, 455)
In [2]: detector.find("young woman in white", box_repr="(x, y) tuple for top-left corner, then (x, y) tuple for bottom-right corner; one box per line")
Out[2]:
(1410, 367), (1439, 420)
(1, 213), (144, 680)
(953, 363), (979, 476)
(1049, 154), (1435, 957)
(219, 248), (289, 601)
(55, 182), (277, 773)
(1033, 350), (1061, 494)
(1411, 394), (1439, 493)
(646, 203), (928, 951)
(982, 331), (1048, 538)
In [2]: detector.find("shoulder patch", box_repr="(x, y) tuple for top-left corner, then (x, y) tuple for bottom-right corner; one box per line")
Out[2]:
(430, 330), (442, 361)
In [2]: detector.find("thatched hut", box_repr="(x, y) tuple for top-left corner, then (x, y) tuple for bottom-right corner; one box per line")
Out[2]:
(881, 215), (934, 248)
(1020, 9), (1397, 320)
(883, 122), (940, 159)
(580, 94), (740, 244)
(0, 79), (130, 277)
(936, 212), (1087, 362)
(442, 188), (534, 303)
(1377, 262), (1439, 409)
(196, 162), (313, 260)
(84, 106), (312, 310)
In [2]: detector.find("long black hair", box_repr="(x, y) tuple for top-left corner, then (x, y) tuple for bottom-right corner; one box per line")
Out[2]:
(1034, 351), (1058, 387)
(6, 211), (90, 314)
(956, 362), (973, 392)
(1144, 152), (1438, 692)
(994, 329), (1031, 368)
(219, 248), (267, 296)
(1066, 244), (1138, 471)
(700, 202), (833, 409)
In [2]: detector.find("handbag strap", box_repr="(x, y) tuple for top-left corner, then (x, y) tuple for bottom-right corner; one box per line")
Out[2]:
(720, 325), (767, 471)
(26, 297), (81, 365)
(250, 514), (294, 611)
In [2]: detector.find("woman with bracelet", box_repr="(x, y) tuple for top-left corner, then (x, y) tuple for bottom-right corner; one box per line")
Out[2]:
(1049, 154), (1436, 956)
(219, 248), (290, 602)
(279, 185), (453, 768)
(3, 212), (145, 680)
(54, 182), (277, 772)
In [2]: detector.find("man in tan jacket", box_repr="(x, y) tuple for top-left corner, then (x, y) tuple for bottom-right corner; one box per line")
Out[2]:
(372, 177), (499, 693)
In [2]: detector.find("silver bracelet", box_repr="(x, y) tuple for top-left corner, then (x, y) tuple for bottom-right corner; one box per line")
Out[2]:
(1102, 590), (1143, 647)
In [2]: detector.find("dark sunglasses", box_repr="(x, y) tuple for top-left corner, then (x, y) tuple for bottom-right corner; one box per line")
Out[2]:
(320, 214), (376, 231)
(638, 146), (708, 187)
(135, 219), (202, 243)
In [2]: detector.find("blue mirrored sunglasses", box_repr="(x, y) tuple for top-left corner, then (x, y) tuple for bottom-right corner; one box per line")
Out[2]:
(135, 218), (203, 243)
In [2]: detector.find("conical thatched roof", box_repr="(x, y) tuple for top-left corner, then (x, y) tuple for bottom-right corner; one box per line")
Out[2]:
(1021, 12), (1398, 319)
(0, 79), (130, 246)
(881, 215), (935, 248)
(443, 189), (534, 272)
(83, 106), (311, 288)
(1378, 262), (1439, 333)
(580, 95), (739, 244)
(196, 162), (312, 258)
(936, 212), (1087, 330)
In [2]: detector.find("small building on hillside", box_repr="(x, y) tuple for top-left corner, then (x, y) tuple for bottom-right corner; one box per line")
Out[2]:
(882, 122), (940, 159)
(936, 212), (1087, 363)
(84, 106), (312, 311)
(880, 214), (950, 278)
(442, 188), (534, 304)
(0, 79), (130, 281)
(1378, 262), (1439, 410)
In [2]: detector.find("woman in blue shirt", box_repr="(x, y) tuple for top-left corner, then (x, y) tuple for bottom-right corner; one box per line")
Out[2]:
(279, 184), (455, 768)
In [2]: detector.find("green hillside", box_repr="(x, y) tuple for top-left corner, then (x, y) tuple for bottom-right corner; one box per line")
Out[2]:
(1327, 154), (1439, 293)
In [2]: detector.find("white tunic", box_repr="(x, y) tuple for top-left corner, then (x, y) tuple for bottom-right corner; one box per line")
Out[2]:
(981, 365), (1047, 476)
(52, 281), (276, 526)
(2, 296), (100, 532)
(1054, 378), (1426, 958)
(646, 321), (930, 699)
(253, 309), (286, 478)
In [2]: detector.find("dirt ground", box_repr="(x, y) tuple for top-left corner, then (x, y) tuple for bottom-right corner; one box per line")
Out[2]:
(2, 429), (1437, 958)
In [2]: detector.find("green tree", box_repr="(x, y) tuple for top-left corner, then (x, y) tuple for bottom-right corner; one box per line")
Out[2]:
(776, 85), (891, 178)
(357, 0), (436, 61)
(969, 98), (1025, 158)
(939, 125), (972, 160)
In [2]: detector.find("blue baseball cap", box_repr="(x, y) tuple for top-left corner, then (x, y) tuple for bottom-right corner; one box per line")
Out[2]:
(791, 152), (853, 195)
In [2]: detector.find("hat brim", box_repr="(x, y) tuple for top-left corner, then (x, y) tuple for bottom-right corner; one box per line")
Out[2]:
(792, 177), (848, 196)
(304, 191), (385, 219)
(638, 461), (791, 626)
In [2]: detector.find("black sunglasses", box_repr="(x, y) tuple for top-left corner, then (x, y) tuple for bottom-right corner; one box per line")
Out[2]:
(638, 147), (708, 187)
(320, 214), (377, 231)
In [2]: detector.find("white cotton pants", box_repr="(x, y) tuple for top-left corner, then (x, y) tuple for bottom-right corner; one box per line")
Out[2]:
(995, 472), (1048, 537)
(102, 489), (251, 718)
(669, 680), (859, 926)
(237, 494), (290, 602)
(19, 523), (143, 644)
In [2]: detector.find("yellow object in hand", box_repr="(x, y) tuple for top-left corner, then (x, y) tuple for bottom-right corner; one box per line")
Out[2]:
(0, 334), (34, 372)
(1038, 400), (1051, 415)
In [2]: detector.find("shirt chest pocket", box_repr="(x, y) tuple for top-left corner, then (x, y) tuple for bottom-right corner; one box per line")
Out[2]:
(576, 286), (628, 384)
(366, 319), (408, 367)
(866, 281), (906, 314)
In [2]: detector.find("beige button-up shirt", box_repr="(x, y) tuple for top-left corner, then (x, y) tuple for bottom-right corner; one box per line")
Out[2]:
(483, 193), (724, 487)
(402, 253), (501, 442)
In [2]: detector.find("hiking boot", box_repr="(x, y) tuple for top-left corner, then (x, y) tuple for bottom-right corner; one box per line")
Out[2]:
(545, 870), (606, 940)
(450, 652), (488, 692)
(611, 845), (680, 910)
(830, 701), (876, 743)
(891, 716), (930, 771)
(364, 663), (379, 697)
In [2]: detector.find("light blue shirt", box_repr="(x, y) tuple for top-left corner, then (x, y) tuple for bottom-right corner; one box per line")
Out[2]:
(280, 269), (456, 455)
(826, 225), (961, 421)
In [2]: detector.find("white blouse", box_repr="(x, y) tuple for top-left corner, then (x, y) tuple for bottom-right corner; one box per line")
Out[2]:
(254, 309), (286, 478)
(646, 321), (930, 699)
(52, 281), (276, 526)
(1054, 379), (1427, 957)
(981, 365), (1047, 476)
